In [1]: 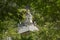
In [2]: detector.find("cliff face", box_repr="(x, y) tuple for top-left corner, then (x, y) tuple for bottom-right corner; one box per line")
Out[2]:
(17, 9), (39, 33)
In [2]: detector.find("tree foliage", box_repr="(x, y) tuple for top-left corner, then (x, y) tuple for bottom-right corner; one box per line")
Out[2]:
(0, 0), (60, 40)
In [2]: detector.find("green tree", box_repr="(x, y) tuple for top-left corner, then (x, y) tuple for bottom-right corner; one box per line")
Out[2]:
(0, 0), (60, 40)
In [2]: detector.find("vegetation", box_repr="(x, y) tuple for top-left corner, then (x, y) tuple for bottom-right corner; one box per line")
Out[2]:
(0, 0), (60, 40)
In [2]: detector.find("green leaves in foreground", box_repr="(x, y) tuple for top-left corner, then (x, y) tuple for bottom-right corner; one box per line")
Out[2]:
(0, 0), (60, 40)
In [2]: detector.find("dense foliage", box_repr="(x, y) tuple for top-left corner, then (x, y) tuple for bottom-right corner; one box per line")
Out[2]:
(0, 0), (60, 40)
